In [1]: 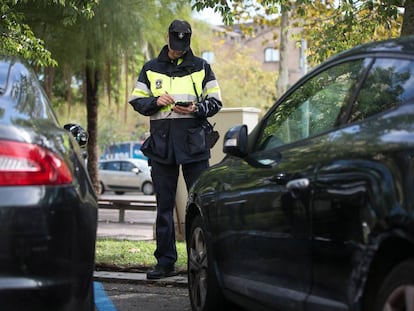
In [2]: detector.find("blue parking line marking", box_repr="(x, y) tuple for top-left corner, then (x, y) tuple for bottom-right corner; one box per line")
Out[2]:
(94, 281), (117, 311)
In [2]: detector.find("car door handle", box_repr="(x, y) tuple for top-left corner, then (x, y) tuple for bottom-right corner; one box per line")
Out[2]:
(267, 173), (288, 185)
(286, 178), (310, 190)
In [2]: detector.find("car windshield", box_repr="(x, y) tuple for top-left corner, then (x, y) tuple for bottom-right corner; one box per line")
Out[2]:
(0, 60), (60, 127)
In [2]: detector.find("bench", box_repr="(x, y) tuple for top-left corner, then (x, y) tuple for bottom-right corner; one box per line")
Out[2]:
(98, 198), (157, 223)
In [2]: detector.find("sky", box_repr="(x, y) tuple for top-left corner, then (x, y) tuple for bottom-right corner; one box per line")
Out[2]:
(192, 8), (224, 25)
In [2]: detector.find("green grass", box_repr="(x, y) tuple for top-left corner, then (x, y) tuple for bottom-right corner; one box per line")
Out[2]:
(95, 239), (188, 272)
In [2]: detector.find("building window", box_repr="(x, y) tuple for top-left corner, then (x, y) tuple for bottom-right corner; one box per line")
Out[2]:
(264, 48), (280, 62)
(202, 51), (215, 64)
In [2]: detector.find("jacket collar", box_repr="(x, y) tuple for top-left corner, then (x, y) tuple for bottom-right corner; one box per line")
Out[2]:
(158, 45), (195, 69)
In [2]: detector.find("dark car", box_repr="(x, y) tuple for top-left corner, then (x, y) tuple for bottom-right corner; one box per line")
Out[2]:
(0, 57), (97, 310)
(185, 36), (414, 311)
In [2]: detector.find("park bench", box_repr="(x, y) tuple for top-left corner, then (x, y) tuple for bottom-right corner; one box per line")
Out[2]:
(98, 198), (157, 223)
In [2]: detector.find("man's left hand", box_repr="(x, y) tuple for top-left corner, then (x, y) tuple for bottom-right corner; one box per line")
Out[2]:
(172, 102), (196, 114)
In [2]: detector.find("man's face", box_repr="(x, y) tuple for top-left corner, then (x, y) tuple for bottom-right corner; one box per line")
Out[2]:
(168, 47), (185, 59)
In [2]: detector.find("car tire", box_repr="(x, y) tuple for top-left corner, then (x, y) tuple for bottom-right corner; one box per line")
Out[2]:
(188, 215), (230, 311)
(142, 182), (154, 195)
(373, 259), (414, 311)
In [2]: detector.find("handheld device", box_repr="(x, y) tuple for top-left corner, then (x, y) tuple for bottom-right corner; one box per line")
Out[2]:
(175, 101), (192, 107)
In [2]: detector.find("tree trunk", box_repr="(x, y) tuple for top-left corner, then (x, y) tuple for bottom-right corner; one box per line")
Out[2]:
(85, 59), (100, 193)
(276, 8), (290, 97)
(124, 51), (129, 123)
(115, 55), (121, 115)
(401, 0), (414, 36)
(106, 59), (112, 107)
(44, 66), (55, 100)
(64, 65), (72, 117)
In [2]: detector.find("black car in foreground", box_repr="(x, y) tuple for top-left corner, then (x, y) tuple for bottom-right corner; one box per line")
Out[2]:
(186, 36), (414, 311)
(0, 57), (97, 310)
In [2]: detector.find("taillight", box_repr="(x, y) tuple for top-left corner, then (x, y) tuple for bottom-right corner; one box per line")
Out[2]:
(0, 140), (72, 186)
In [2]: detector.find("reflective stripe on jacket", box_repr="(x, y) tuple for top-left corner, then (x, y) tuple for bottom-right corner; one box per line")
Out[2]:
(129, 46), (222, 164)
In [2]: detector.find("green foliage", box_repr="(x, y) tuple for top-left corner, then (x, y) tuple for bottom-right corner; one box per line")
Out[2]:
(295, 0), (403, 64)
(0, 0), (97, 66)
(191, 0), (406, 66)
(212, 42), (277, 112)
(95, 239), (187, 270)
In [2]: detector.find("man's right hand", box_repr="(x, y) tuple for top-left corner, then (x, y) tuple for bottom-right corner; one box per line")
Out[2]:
(157, 93), (175, 106)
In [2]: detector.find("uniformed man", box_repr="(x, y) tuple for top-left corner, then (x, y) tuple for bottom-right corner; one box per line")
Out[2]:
(129, 19), (222, 279)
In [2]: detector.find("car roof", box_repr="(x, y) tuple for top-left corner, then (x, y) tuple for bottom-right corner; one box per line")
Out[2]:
(327, 35), (414, 63)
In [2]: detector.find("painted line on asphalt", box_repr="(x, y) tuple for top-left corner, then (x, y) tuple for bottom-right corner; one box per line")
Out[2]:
(94, 281), (117, 311)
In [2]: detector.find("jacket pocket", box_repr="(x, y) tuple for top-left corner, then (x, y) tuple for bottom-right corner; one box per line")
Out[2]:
(141, 130), (168, 158)
(186, 126), (207, 155)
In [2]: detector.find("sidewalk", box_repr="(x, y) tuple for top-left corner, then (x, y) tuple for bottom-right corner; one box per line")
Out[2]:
(93, 270), (188, 287)
(94, 210), (187, 286)
(97, 221), (155, 241)
(97, 208), (156, 240)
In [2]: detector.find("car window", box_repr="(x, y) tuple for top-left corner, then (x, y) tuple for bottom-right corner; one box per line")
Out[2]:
(349, 58), (414, 123)
(121, 162), (135, 172)
(257, 59), (366, 150)
(104, 161), (120, 171)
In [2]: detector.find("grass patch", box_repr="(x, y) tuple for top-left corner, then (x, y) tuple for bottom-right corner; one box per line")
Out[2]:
(95, 239), (187, 272)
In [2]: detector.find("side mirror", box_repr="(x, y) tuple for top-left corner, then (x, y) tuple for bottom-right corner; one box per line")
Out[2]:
(64, 123), (88, 147)
(223, 124), (248, 158)
(132, 167), (140, 174)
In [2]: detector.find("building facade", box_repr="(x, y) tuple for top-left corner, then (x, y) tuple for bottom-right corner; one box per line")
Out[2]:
(203, 23), (306, 87)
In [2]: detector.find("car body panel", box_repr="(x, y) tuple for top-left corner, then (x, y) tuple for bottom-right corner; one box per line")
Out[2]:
(98, 159), (153, 195)
(0, 57), (97, 310)
(186, 36), (414, 311)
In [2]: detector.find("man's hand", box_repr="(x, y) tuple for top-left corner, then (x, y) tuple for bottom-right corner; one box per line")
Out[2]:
(157, 93), (175, 106)
(172, 101), (196, 114)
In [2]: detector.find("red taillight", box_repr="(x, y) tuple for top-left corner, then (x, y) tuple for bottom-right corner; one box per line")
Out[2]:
(0, 140), (72, 186)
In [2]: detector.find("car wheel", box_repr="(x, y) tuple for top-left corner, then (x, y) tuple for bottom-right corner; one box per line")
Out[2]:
(374, 259), (414, 311)
(188, 215), (227, 311)
(142, 182), (154, 195)
(97, 182), (105, 195)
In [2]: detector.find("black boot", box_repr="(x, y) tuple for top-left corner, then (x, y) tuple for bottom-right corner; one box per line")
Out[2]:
(146, 265), (178, 279)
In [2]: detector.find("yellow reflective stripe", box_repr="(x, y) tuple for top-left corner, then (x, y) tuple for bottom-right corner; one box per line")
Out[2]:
(131, 88), (150, 97)
(146, 69), (205, 100)
(131, 81), (151, 98)
(147, 71), (170, 96)
(159, 104), (173, 112)
(190, 69), (204, 99)
(204, 80), (222, 100)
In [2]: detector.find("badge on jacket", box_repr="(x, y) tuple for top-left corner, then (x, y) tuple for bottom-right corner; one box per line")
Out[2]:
(155, 79), (163, 89)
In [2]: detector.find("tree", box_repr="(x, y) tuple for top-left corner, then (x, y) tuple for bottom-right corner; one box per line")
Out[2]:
(0, 0), (96, 66)
(191, 0), (414, 67)
(212, 40), (278, 112)
(277, 6), (290, 96)
(401, 0), (414, 35)
(295, 0), (406, 64)
(12, 0), (191, 191)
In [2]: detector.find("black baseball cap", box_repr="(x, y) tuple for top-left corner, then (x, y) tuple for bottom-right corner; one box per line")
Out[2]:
(168, 20), (192, 52)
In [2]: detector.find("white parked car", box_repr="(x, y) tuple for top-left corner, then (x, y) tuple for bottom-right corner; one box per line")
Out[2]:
(98, 159), (154, 195)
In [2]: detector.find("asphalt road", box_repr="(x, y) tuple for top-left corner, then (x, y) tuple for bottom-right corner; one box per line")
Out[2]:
(97, 281), (191, 311)
(96, 192), (191, 311)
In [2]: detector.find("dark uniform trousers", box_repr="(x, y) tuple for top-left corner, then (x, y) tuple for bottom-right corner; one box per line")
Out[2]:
(151, 159), (209, 267)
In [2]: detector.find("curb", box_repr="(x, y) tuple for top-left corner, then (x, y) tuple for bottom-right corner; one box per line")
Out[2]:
(93, 271), (188, 288)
